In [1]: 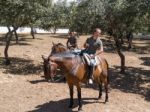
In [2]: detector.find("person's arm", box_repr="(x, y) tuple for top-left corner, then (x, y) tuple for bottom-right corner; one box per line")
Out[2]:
(66, 38), (70, 48)
(75, 37), (78, 48)
(84, 38), (89, 48)
(95, 39), (103, 56)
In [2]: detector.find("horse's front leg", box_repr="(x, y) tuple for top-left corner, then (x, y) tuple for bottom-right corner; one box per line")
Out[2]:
(68, 84), (74, 108)
(104, 82), (109, 102)
(50, 70), (57, 82)
(49, 72), (54, 82)
(76, 84), (82, 111)
(50, 74), (54, 82)
(98, 83), (102, 100)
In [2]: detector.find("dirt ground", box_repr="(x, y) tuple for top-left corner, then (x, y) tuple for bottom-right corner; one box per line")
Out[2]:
(0, 34), (150, 112)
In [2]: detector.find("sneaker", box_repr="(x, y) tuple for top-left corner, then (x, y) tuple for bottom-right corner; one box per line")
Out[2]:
(88, 79), (93, 84)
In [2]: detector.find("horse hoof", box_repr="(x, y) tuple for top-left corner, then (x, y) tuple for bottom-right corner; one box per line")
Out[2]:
(51, 78), (54, 82)
(68, 106), (72, 108)
(68, 104), (73, 108)
(47, 80), (51, 82)
(98, 96), (102, 100)
(105, 99), (109, 103)
(78, 107), (83, 112)
(95, 100), (99, 103)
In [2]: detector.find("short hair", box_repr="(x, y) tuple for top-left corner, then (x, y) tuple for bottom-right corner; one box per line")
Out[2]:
(93, 28), (101, 34)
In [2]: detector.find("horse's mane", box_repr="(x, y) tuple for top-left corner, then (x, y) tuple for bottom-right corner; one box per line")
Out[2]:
(55, 43), (68, 50)
(52, 51), (76, 58)
(57, 43), (64, 46)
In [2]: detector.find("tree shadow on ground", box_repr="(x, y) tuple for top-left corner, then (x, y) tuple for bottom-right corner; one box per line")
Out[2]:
(101, 37), (150, 54)
(27, 65), (150, 112)
(0, 57), (43, 75)
(18, 37), (42, 41)
(101, 39), (116, 53)
(50, 34), (68, 39)
(129, 45), (150, 54)
(29, 74), (66, 84)
(124, 39), (150, 54)
(110, 66), (150, 101)
(0, 34), (43, 46)
(28, 97), (103, 112)
(140, 57), (150, 67)
(0, 35), (31, 46)
(80, 65), (150, 102)
(0, 42), (31, 46)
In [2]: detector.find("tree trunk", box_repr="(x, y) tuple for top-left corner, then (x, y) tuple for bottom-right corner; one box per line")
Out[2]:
(114, 37), (125, 73)
(4, 32), (13, 65)
(127, 32), (133, 50)
(13, 26), (18, 44)
(7, 26), (11, 32)
(120, 36), (124, 44)
(30, 27), (35, 39)
(53, 27), (57, 34)
(4, 27), (18, 65)
(116, 46), (125, 73)
(128, 37), (133, 49)
(6, 26), (11, 38)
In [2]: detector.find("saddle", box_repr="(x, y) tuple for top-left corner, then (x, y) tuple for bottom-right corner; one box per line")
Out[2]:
(68, 49), (103, 76)
(70, 49), (101, 66)
(69, 53), (101, 76)
(82, 53), (101, 66)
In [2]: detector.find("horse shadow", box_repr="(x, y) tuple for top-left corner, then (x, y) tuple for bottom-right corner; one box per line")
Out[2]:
(29, 75), (66, 84)
(28, 97), (104, 112)
(29, 79), (48, 84)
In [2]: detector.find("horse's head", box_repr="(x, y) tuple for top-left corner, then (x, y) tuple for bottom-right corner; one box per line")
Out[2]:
(50, 42), (68, 56)
(42, 55), (51, 81)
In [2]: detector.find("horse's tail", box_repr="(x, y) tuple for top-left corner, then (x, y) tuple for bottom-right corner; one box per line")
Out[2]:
(105, 59), (110, 84)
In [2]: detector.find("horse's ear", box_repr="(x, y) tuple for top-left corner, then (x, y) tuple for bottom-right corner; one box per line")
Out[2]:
(47, 57), (50, 61)
(52, 42), (55, 46)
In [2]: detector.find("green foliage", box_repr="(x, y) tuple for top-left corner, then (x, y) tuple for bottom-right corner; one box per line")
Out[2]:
(0, 0), (149, 34)
(40, 0), (71, 32)
(0, 0), (52, 28)
(69, 0), (150, 34)
(69, 0), (106, 33)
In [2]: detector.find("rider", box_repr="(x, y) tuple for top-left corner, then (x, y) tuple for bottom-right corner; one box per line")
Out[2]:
(66, 31), (78, 50)
(82, 28), (103, 84)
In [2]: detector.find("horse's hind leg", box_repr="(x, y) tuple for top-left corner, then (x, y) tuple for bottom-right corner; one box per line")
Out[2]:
(98, 83), (102, 100)
(68, 84), (74, 108)
(76, 84), (82, 111)
(104, 82), (109, 102)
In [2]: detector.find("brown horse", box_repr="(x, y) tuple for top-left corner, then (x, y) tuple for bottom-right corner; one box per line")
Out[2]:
(42, 55), (58, 82)
(49, 43), (109, 111)
(50, 43), (69, 55)
(42, 43), (68, 82)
